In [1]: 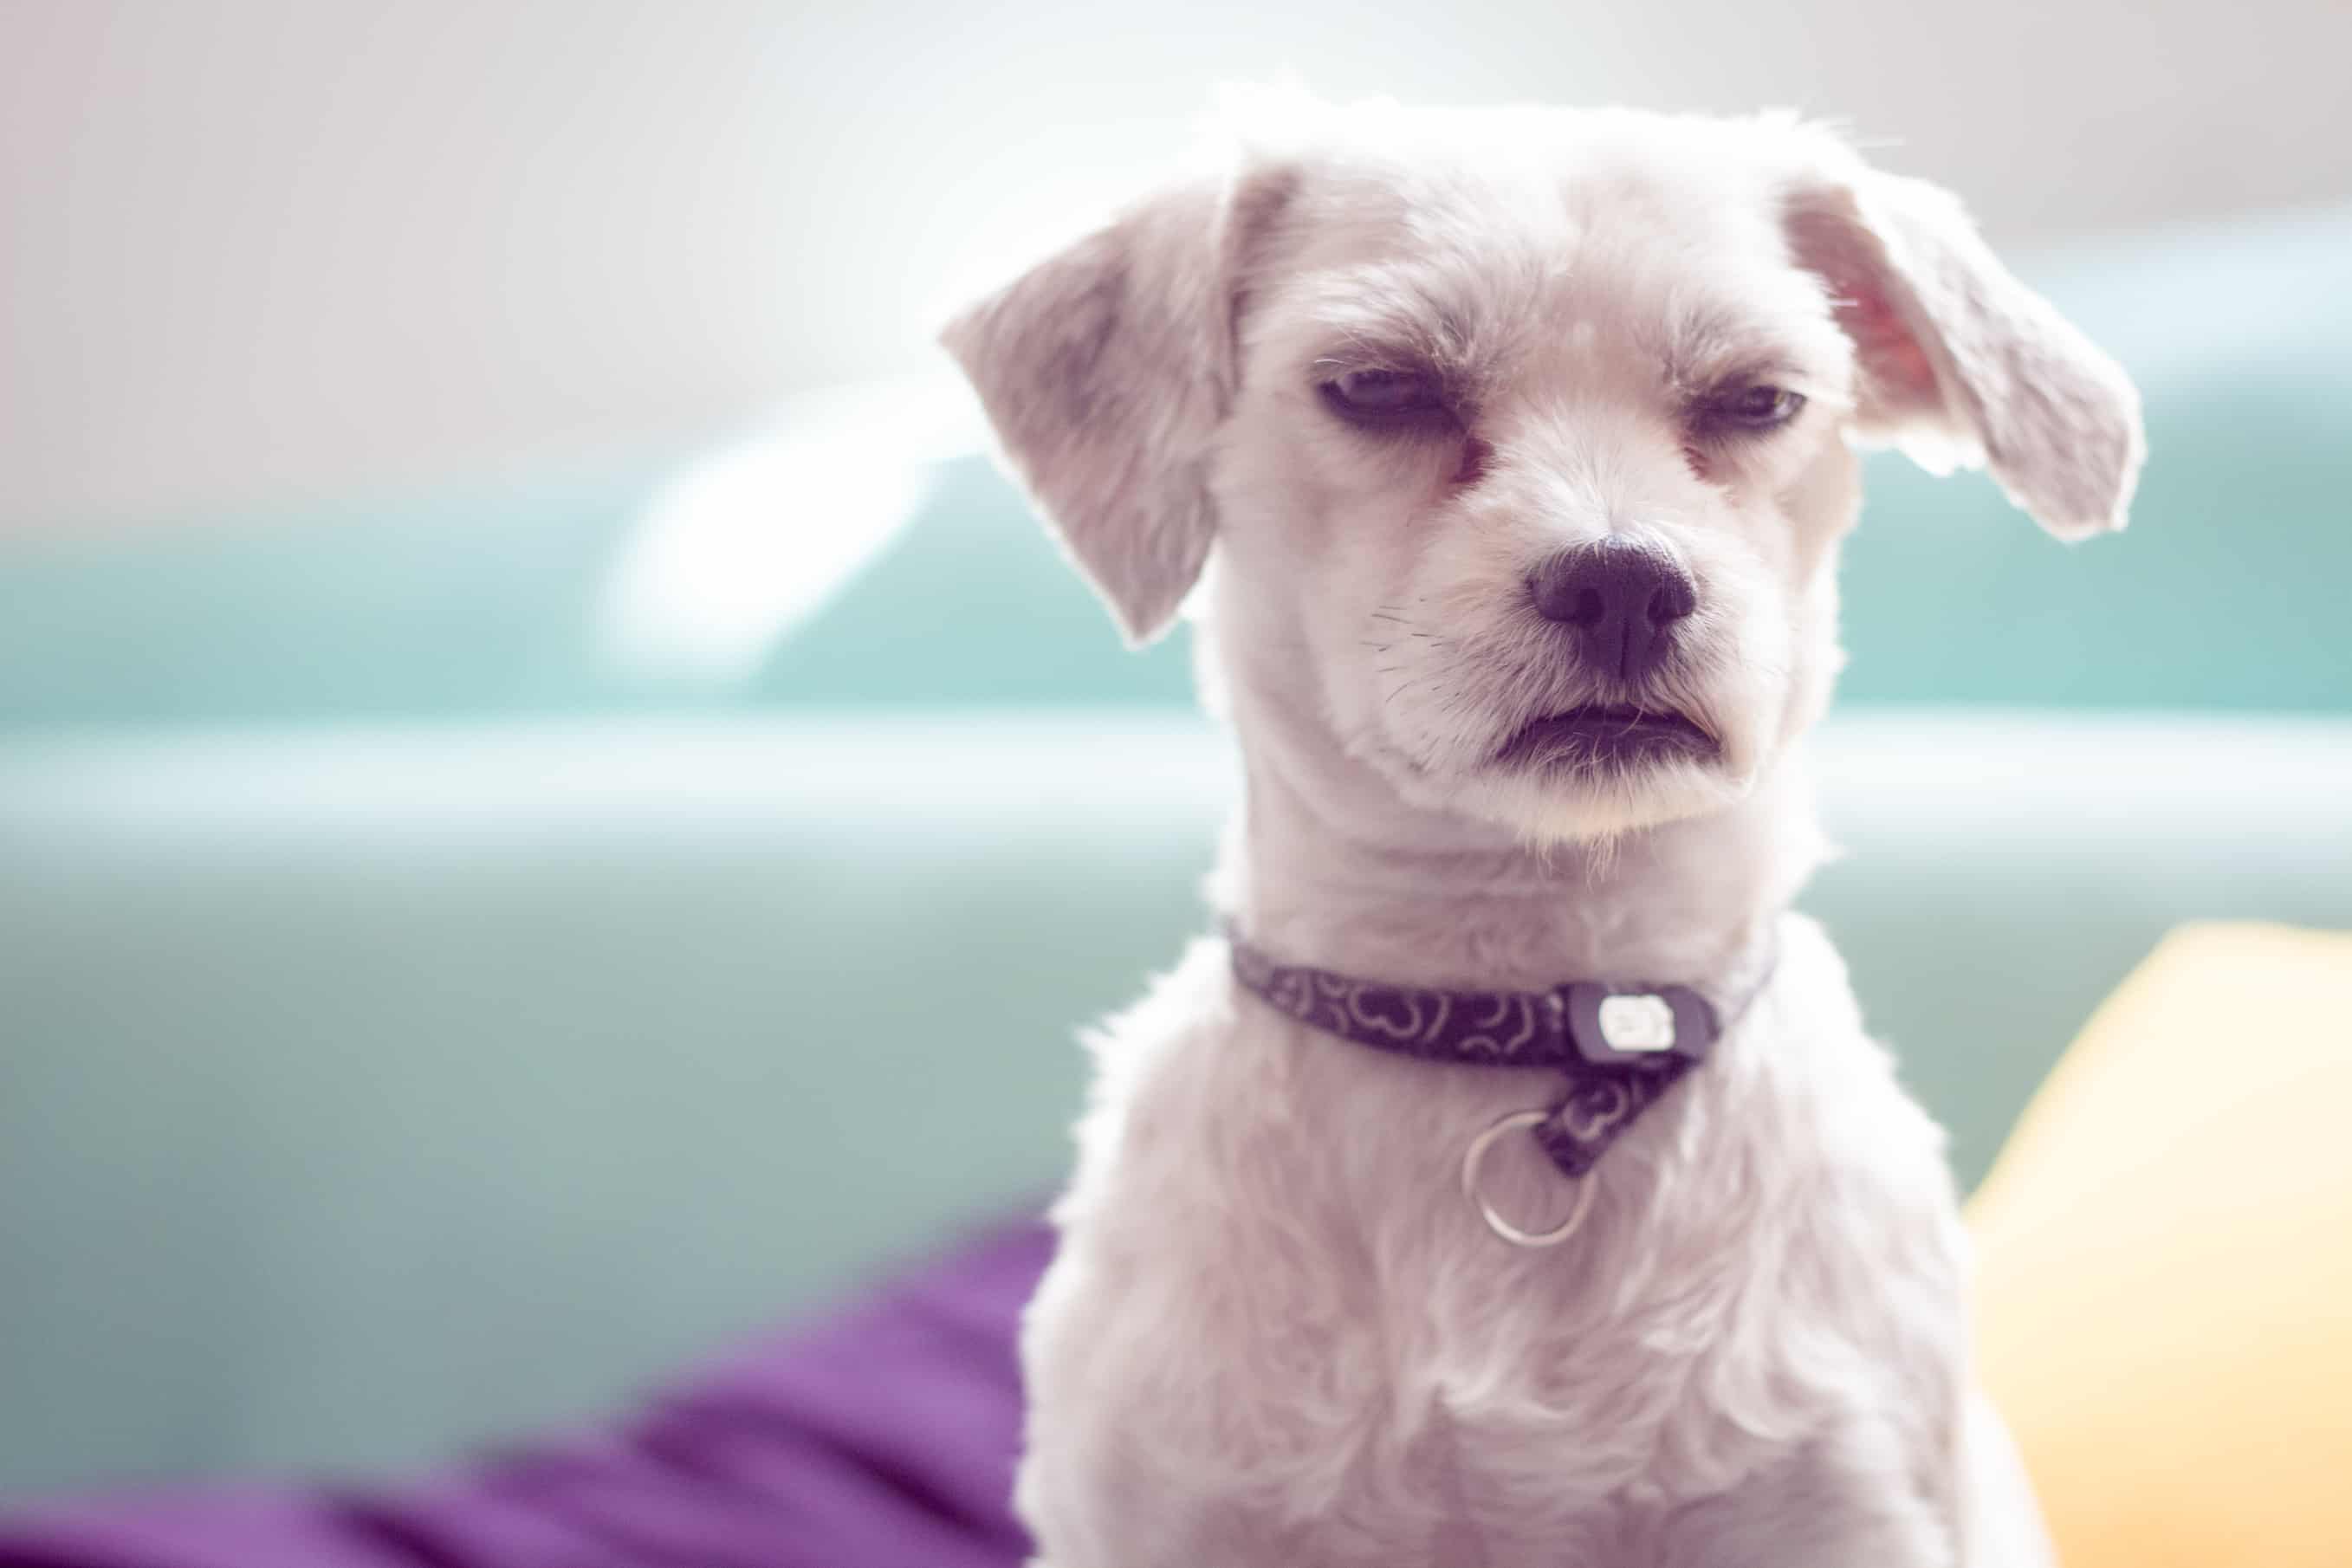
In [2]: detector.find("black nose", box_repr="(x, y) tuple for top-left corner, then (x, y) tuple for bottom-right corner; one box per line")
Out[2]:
(1527, 540), (1699, 683)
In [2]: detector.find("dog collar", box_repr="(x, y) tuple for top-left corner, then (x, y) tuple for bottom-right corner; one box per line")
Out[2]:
(1228, 930), (1775, 1245)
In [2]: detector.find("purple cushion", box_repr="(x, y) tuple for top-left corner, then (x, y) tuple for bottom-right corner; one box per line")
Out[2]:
(0, 1221), (1053, 1568)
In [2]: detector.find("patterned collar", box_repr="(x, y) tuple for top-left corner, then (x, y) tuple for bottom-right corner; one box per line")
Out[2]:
(1228, 930), (1776, 1183)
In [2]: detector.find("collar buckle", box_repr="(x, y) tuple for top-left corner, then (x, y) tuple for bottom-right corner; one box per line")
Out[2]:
(1559, 982), (1719, 1071)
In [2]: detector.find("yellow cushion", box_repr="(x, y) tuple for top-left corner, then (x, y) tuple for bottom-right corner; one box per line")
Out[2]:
(1969, 923), (2352, 1568)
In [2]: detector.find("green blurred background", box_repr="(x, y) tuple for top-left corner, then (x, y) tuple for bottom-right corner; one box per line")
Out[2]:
(3, 0), (2349, 1513)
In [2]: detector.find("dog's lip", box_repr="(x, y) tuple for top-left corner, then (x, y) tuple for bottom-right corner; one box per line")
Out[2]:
(1495, 704), (1720, 768)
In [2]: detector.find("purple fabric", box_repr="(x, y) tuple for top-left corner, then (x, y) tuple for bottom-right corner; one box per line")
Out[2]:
(0, 1221), (1054, 1568)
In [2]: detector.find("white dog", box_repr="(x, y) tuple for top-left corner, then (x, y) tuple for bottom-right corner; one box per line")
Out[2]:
(945, 94), (2140, 1568)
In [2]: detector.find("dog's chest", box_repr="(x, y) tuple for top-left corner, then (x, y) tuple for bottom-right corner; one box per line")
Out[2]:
(1034, 1138), (1849, 1568)
(1074, 1139), (1811, 1512)
(1023, 939), (1958, 1565)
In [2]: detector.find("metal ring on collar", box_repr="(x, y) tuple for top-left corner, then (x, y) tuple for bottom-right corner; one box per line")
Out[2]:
(1461, 1106), (1597, 1248)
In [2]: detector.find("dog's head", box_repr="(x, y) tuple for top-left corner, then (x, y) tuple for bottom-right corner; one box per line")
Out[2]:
(945, 99), (2142, 842)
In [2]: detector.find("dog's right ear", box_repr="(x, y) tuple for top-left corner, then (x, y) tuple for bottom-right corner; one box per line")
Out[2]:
(942, 165), (1292, 645)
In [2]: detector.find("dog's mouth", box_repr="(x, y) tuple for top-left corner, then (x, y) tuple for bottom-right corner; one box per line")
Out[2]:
(1495, 703), (1720, 771)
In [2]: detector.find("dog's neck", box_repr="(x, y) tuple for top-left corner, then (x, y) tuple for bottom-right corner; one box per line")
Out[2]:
(1213, 699), (1817, 1004)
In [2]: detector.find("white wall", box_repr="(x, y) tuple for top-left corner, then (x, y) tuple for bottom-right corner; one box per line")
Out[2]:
(4, 0), (2348, 535)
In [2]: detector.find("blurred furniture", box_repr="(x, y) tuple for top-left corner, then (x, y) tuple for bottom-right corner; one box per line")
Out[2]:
(2, 202), (2349, 1504)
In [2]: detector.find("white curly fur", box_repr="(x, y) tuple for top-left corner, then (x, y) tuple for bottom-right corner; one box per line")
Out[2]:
(944, 92), (2139, 1567)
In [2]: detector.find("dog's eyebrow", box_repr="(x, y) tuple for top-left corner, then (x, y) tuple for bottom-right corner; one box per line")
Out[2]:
(1658, 301), (1823, 392)
(1308, 325), (1476, 379)
(1310, 340), (1461, 379)
(1294, 275), (1489, 383)
(1690, 353), (1813, 394)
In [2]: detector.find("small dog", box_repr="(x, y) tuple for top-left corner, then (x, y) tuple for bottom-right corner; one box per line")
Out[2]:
(945, 94), (2140, 1568)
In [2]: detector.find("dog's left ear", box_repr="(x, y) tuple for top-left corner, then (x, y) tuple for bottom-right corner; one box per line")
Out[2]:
(943, 165), (1293, 645)
(1782, 139), (2145, 540)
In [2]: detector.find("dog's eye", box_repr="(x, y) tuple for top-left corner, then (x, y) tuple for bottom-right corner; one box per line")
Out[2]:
(1321, 368), (1447, 420)
(1704, 384), (1807, 431)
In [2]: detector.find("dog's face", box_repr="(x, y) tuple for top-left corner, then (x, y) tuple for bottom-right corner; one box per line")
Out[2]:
(948, 102), (2141, 843)
(1207, 115), (1875, 839)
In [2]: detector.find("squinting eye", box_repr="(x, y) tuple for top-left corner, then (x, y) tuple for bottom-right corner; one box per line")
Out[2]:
(1321, 367), (1447, 419)
(1709, 385), (1806, 431)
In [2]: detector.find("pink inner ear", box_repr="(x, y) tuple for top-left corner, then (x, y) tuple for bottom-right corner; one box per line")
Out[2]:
(1821, 258), (1941, 413)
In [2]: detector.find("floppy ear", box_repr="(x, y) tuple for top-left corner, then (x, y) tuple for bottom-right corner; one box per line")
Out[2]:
(1784, 144), (2145, 540)
(942, 167), (1292, 645)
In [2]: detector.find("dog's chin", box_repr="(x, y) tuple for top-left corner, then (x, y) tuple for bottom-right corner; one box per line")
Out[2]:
(1379, 702), (1749, 845)
(1473, 755), (1740, 843)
